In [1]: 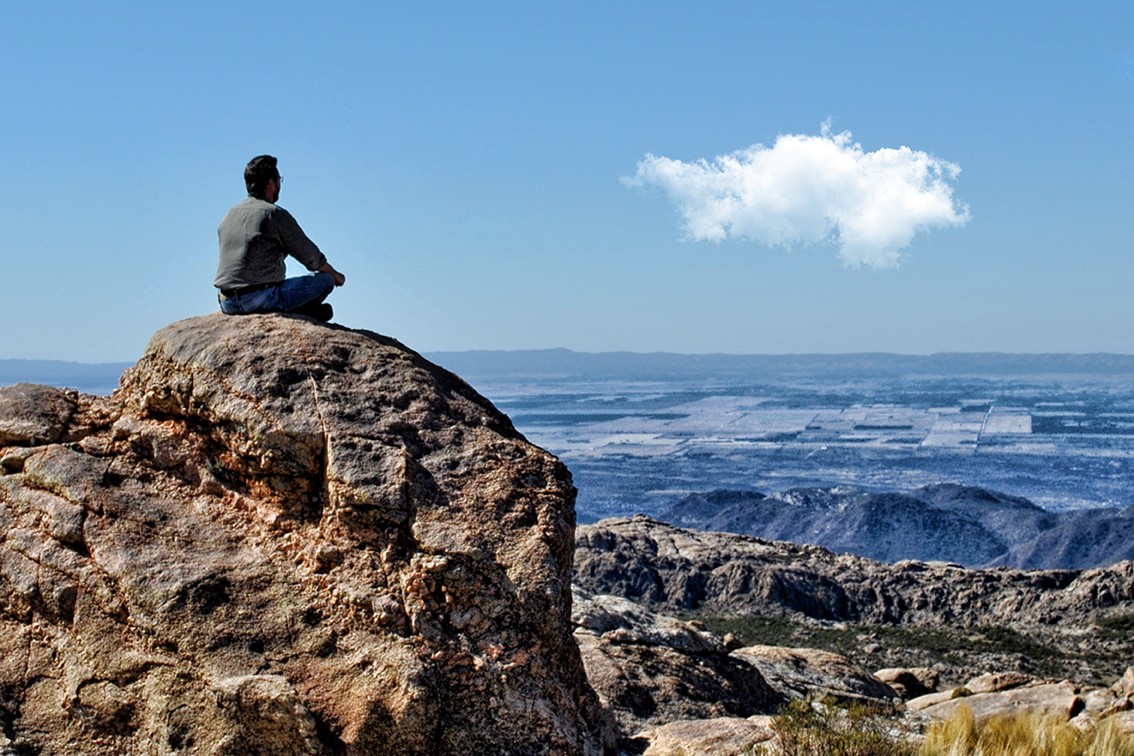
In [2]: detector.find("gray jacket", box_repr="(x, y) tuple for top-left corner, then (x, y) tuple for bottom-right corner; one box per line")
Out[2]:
(214, 197), (327, 289)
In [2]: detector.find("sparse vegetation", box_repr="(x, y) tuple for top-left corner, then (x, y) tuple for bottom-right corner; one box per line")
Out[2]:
(764, 697), (915, 756)
(696, 613), (1134, 685)
(973, 625), (1060, 659)
(1097, 612), (1134, 641)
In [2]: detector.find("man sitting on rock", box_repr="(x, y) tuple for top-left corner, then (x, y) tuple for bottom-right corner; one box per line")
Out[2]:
(214, 155), (346, 323)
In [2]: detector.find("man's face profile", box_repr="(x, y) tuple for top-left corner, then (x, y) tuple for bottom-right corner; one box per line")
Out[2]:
(265, 174), (281, 203)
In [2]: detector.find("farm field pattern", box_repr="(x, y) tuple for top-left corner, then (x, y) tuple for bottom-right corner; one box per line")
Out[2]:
(474, 373), (1134, 521)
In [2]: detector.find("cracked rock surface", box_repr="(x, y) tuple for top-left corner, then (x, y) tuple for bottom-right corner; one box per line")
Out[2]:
(0, 313), (613, 755)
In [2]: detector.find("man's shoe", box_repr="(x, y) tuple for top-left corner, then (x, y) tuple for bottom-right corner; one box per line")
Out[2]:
(294, 302), (333, 323)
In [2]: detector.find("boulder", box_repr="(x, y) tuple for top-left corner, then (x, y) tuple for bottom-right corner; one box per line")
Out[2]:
(0, 383), (76, 446)
(906, 688), (972, 712)
(635, 716), (776, 756)
(1109, 709), (1134, 735)
(874, 667), (940, 699)
(732, 645), (899, 704)
(965, 671), (1033, 694)
(0, 314), (613, 755)
(1114, 667), (1134, 699)
(918, 681), (1086, 724)
(572, 589), (781, 735)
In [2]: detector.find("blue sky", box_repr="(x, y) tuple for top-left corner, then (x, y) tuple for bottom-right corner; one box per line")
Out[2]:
(3, 1), (1131, 361)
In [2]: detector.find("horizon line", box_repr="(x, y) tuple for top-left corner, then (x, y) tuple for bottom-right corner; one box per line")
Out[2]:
(7, 348), (1134, 366)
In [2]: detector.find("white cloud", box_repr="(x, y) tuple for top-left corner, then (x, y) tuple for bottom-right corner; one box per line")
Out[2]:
(623, 124), (970, 268)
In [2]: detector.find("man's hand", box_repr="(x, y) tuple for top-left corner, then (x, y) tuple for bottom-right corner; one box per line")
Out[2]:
(320, 262), (346, 287)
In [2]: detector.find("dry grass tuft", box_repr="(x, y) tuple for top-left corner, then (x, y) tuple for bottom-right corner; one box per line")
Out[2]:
(920, 704), (1134, 756)
(762, 698), (1134, 756)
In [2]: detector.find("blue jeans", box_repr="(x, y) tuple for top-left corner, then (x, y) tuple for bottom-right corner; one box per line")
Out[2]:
(218, 273), (335, 315)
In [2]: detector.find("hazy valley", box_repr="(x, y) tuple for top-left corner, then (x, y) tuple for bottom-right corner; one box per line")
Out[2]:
(7, 350), (1134, 571)
(433, 350), (1134, 571)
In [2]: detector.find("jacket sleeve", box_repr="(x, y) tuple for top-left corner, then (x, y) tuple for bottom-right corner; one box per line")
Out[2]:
(274, 207), (328, 272)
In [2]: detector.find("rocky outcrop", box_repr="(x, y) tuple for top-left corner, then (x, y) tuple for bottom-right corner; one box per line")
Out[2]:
(873, 667), (940, 699)
(571, 590), (913, 752)
(731, 645), (898, 704)
(0, 313), (613, 755)
(574, 516), (1134, 627)
(571, 589), (781, 735)
(570, 584), (1134, 752)
(905, 667), (1134, 730)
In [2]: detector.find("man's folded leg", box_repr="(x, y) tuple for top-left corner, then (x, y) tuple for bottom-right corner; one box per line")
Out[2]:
(276, 273), (336, 314)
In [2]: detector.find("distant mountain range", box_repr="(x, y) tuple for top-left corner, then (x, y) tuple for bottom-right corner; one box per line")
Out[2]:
(427, 349), (1134, 380)
(0, 360), (131, 395)
(6, 351), (1134, 393)
(658, 483), (1134, 570)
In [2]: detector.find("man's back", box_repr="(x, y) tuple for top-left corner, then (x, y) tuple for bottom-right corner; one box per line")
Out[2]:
(215, 197), (324, 290)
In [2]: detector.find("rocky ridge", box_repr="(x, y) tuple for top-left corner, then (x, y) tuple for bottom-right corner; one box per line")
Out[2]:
(0, 314), (613, 755)
(570, 584), (1134, 754)
(574, 515), (1134, 691)
(660, 484), (1134, 569)
(575, 515), (1134, 628)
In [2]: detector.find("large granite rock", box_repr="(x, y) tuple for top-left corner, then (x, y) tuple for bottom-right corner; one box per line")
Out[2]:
(0, 313), (614, 755)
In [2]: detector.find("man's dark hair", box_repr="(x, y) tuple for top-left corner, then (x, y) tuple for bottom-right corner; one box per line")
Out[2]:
(244, 155), (279, 199)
